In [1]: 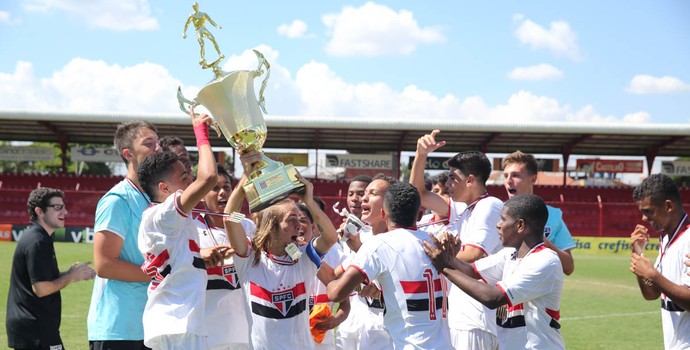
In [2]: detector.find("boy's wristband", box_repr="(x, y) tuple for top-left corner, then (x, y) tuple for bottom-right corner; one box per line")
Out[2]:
(194, 123), (210, 148)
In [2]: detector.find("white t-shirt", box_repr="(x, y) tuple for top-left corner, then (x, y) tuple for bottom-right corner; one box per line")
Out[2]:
(138, 191), (207, 345)
(351, 228), (452, 350)
(474, 244), (565, 350)
(234, 237), (323, 350)
(446, 196), (503, 335)
(196, 215), (256, 349)
(654, 219), (690, 350)
(309, 246), (346, 348)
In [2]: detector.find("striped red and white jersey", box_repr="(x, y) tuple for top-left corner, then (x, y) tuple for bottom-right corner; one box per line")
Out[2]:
(350, 228), (452, 350)
(474, 244), (565, 350)
(654, 220), (690, 349)
(138, 190), (207, 344)
(234, 238), (323, 350)
(195, 215), (256, 348)
(336, 227), (391, 349)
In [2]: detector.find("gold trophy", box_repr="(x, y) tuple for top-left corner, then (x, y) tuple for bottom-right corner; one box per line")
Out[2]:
(178, 3), (304, 212)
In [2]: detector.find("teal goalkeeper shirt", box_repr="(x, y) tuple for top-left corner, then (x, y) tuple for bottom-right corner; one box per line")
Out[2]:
(87, 179), (150, 340)
(545, 205), (576, 251)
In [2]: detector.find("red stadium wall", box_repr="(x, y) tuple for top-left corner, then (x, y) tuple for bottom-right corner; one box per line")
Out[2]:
(2, 174), (689, 238)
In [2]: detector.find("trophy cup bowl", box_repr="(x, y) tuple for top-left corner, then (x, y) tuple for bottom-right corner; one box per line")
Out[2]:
(187, 51), (304, 212)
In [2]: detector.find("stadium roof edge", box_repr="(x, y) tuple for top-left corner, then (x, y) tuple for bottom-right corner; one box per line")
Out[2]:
(3, 109), (690, 136)
(1, 110), (689, 164)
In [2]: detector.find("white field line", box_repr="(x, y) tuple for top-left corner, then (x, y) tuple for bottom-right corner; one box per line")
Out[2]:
(565, 278), (639, 291)
(561, 311), (657, 321)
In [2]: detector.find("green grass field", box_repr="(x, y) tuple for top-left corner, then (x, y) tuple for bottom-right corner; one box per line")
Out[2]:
(0, 243), (663, 349)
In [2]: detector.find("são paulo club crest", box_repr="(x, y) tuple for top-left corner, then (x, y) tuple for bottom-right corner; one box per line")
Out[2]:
(250, 282), (307, 319)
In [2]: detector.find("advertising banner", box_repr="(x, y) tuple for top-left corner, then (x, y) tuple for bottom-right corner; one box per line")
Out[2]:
(661, 160), (690, 176)
(71, 146), (122, 162)
(0, 146), (54, 161)
(266, 153), (309, 166)
(576, 159), (644, 174)
(407, 156), (450, 170)
(0, 224), (12, 242)
(326, 154), (393, 169)
(571, 236), (659, 255)
(4, 225), (94, 243)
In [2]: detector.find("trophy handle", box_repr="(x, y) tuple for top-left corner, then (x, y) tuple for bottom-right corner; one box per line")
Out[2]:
(177, 86), (200, 115)
(252, 49), (271, 114)
(177, 86), (222, 137)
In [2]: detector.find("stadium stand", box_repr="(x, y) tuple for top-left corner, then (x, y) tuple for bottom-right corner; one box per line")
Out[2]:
(0, 174), (688, 237)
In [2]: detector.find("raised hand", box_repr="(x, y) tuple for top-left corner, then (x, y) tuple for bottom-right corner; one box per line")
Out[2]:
(189, 105), (212, 128)
(417, 129), (447, 156)
(239, 150), (264, 177)
(296, 171), (314, 203)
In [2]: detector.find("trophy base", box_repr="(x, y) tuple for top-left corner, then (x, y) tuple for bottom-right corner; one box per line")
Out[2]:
(243, 162), (305, 213)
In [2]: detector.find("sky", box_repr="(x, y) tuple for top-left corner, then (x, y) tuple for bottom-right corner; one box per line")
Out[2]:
(1, 0), (689, 126)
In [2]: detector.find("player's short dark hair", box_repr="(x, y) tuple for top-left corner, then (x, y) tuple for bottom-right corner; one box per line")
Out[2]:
(383, 182), (421, 228)
(447, 151), (492, 185)
(27, 187), (64, 222)
(217, 164), (233, 185)
(351, 175), (373, 185)
(503, 194), (548, 235)
(297, 203), (314, 224)
(503, 150), (538, 176)
(373, 173), (399, 186)
(114, 121), (158, 163)
(432, 172), (449, 187)
(633, 173), (682, 207)
(159, 136), (185, 151)
(138, 151), (180, 200)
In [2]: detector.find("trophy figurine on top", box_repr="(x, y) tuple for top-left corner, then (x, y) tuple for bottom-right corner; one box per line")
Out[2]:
(177, 2), (304, 213)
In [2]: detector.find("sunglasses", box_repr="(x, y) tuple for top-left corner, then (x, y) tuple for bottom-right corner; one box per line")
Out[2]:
(46, 204), (66, 211)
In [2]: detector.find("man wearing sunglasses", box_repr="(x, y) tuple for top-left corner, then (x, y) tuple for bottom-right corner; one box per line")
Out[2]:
(6, 188), (96, 350)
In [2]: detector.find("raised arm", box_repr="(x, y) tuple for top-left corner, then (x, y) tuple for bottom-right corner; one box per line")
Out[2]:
(409, 130), (450, 216)
(299, 175), (338, 254)
(223, 174), (249, 257)
(178, 109), (217, 213)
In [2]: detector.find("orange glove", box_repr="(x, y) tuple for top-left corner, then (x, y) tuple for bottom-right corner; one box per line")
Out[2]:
(309, 304), (332, 344)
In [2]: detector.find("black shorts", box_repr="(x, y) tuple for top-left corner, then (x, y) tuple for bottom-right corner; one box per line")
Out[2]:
(89, 340), (151, 350)
(13, 345), (63, 350)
